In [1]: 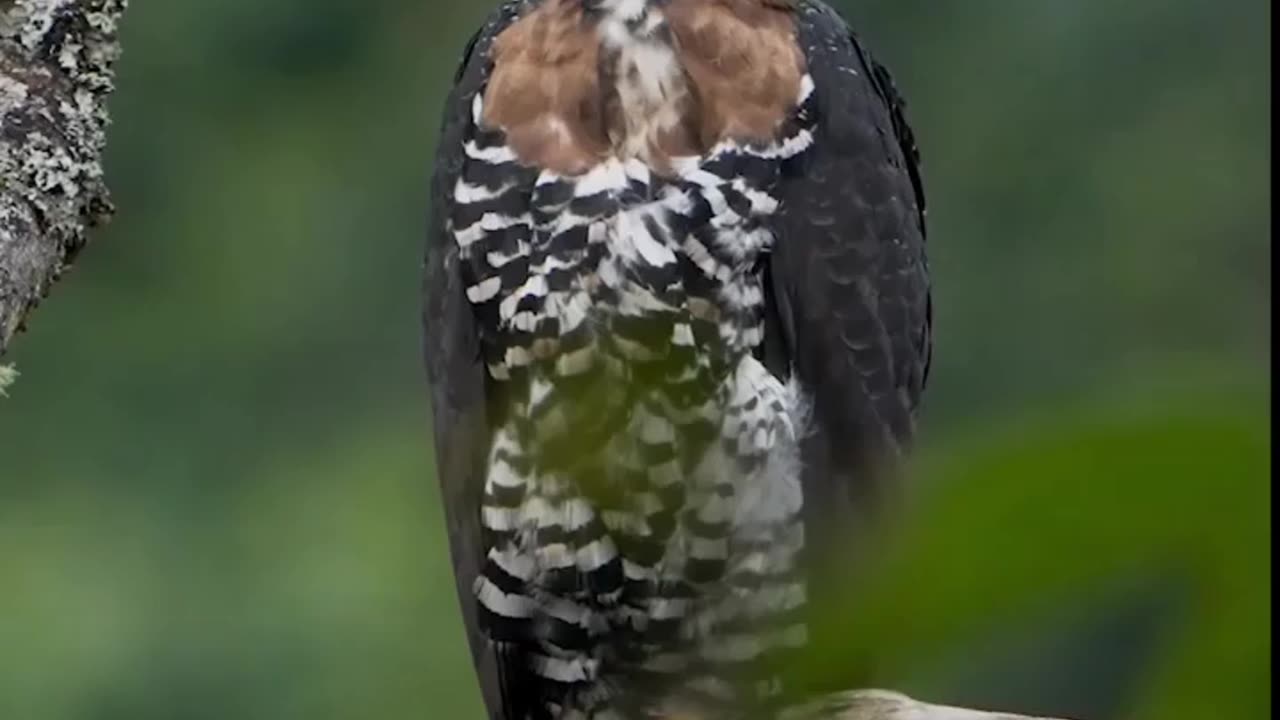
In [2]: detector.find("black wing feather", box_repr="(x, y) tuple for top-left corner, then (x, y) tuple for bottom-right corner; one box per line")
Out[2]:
(423, 4), (540, 719)
(771, 1), (932, 576)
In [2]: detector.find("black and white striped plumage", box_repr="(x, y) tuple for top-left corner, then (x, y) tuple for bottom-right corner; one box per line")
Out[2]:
(424, 2), (930, 718)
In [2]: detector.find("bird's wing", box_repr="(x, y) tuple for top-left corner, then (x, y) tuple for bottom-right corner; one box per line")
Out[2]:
(767, 1), (932, 575)
(423, 4), (537, 718)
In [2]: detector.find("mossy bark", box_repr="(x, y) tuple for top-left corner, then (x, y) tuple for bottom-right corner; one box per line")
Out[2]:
(0, 0), (126, 356)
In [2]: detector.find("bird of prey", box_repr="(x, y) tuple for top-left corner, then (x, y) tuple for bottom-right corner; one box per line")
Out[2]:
(423, 1), (930, 717)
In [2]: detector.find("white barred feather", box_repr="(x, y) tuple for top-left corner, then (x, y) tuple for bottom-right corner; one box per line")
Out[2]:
(450, 1), (821, 715)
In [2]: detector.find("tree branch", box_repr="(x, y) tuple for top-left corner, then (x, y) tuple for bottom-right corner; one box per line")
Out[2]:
(0, 0), (127, 357)
(783, 690), (1072, 720)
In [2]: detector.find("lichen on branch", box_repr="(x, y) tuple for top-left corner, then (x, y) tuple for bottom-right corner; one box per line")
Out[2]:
(0, 361), (15, 395)
(0, 0), (127, 355)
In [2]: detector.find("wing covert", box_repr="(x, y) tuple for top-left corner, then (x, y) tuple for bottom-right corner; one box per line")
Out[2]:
(769, 1), (932, 567)
(423, 4), (538, 718)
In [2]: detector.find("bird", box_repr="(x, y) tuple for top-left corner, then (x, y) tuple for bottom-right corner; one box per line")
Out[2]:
(422, 1), (930, 718)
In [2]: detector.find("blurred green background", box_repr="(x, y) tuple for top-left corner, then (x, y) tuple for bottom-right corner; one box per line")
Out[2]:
(0, 1), (1269, 719)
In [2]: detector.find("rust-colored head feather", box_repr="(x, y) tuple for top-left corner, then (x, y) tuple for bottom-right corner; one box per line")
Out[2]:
(484, 0), (609, 174)
(666, 0), (805, 148)
(483, 0), (806, 174)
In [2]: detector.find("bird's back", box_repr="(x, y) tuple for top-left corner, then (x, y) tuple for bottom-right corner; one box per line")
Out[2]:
(425, 2), (930, 717)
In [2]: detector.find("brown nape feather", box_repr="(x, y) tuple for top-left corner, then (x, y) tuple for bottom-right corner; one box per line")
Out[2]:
(484, 0), (805, 175)
(666, 0), (805, 148)
(483, 0), (609, 175)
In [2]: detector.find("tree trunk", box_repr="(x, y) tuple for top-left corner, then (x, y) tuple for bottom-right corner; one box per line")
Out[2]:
(0, 0), (127, 358)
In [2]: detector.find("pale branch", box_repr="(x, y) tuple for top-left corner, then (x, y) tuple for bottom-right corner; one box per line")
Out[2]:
(0, 0), (127, 357)
(783, 690), (1073, 720)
